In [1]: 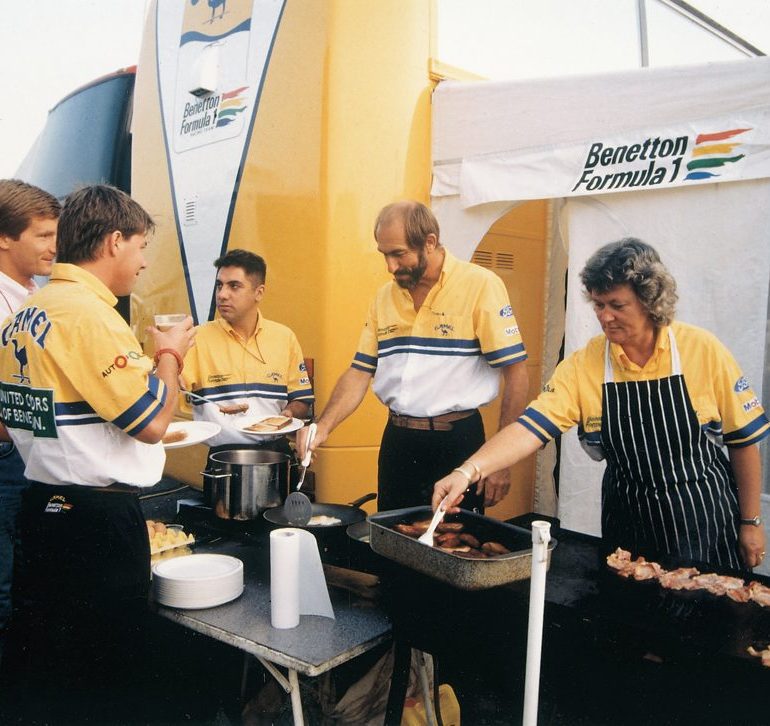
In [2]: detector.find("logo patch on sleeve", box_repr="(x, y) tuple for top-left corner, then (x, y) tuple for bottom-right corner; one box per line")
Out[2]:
(734, 376), (750, 393)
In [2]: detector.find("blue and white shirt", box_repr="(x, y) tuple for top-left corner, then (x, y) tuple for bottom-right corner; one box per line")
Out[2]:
(352, 250), (526, 417)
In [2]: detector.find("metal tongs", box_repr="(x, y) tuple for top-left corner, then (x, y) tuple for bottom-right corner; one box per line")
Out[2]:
(417, 495), (449, 546)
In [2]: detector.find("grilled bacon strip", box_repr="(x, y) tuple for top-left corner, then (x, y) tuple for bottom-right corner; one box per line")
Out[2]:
(606, 548), (770, 609)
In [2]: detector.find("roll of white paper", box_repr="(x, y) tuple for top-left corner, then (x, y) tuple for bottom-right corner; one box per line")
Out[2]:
(270, 527), (335, 629)
(270, 529), (300, 628)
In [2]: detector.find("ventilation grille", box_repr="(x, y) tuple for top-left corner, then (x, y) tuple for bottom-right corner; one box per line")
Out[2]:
(472, 250), (514, 272)
(496, 252), (514, 270)
(183, 196), (198, 226)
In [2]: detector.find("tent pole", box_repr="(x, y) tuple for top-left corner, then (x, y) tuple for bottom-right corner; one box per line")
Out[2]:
(637, 0), (650, 67)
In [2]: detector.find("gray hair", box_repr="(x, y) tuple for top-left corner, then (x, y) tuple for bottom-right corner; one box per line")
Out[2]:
(580, 238), (678, 326)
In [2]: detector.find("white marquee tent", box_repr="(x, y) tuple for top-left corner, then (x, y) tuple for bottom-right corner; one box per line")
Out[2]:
(431, 56), (770, 535)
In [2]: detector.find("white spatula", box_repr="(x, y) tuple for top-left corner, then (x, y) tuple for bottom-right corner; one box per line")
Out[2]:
(417, 496), (450, 546)
(283, 423), (316, 525)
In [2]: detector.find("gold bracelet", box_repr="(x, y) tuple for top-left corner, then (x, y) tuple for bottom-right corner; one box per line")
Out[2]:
(465, 459), (482, 482)
(452, 465), (474, 483)
(452, 460), (482, 484)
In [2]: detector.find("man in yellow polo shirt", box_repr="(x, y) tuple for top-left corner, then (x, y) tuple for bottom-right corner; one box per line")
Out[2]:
(182, 249), (313, 458)
(300, 201), (529, 512)
(0, 185), (195, 722)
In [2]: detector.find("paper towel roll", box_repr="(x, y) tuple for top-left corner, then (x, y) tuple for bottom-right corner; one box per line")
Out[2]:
(270, 527), (335, 629)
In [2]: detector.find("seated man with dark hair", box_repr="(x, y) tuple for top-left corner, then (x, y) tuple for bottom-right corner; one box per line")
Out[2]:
(182, 248), (314, 459)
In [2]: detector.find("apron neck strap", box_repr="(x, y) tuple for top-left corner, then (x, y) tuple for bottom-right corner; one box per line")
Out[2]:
(603, 327), (680, 383)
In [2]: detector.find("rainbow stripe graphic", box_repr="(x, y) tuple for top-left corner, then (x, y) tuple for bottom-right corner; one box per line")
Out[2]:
(216, 86), (249, 128)
(684, 128), (750, 181)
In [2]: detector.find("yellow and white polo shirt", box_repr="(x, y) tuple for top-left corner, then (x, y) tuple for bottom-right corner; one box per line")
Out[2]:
(352, 250), (527, 418)
(519, 320), (770, 449)
(0, 264), (167, 487)
(182, 315), (313, 446)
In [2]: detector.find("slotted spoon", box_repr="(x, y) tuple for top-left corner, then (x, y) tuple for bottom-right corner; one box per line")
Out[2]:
(283, 423), (316, 525)
(417, 496), (450, 546)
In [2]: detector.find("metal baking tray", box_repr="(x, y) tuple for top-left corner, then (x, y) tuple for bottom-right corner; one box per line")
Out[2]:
(368, 506), (557, 590)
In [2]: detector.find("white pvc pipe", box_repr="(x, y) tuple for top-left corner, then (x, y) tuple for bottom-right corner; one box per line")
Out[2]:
(522, 520), (551, 726)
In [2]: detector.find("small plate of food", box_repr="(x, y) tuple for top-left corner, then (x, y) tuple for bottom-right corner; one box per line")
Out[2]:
(162, 421), (222, 448)
(238, 415), (304, 437)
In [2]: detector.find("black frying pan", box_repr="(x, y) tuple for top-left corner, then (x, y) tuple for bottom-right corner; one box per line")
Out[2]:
(263, 492), (377, 530)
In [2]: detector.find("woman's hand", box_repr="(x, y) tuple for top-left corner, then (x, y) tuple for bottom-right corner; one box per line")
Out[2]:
(739, 524), (766, 569)
(432, 470), (471, 512)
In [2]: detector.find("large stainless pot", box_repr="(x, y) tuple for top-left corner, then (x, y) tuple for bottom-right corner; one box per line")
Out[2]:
(202, 450), (290, 520)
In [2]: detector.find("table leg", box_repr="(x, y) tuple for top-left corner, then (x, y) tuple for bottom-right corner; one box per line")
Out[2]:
(416, 650), (436, 725)
(383, 640), (411, 725)
(288, 668), (304, 726)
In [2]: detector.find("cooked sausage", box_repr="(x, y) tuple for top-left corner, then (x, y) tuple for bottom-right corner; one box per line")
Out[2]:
(435, 533), (461, 548)
(162, 429), (188, 444)
(458, 533), (481, 548)
(458, 548), (488, 559)
(481, 541), (511, 555)
(393, 523), (422, 538)
(436, 521), (464, 533)
(438, 545), (472, 554)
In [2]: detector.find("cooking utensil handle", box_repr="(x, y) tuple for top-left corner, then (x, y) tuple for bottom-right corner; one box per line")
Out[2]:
(347, 492), (377, 508)
(200, 470), (232, 479)
(179, 381), (215, 406)
(301, 423), (317, 467)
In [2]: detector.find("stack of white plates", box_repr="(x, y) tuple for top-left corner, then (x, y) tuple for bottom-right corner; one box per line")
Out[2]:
(152, 554), (244, 609)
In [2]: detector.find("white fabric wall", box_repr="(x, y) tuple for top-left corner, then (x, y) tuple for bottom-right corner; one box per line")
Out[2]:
(559, 180), (770, 535)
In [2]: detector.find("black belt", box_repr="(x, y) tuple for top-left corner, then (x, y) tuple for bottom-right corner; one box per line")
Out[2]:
(388, 409), (477, 432)
(92, 483), (142, 494)
(32, 482), (142, 495)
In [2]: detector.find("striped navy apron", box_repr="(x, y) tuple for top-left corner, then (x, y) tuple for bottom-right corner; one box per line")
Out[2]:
(598, 330), (741, 569)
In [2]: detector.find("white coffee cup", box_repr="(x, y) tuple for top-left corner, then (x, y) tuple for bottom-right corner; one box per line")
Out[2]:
(154, 314), (187, 332)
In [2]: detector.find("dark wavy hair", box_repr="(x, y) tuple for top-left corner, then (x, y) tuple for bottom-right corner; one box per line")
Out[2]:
(580, 238), (678, 326)
(57, 185), (154, 264)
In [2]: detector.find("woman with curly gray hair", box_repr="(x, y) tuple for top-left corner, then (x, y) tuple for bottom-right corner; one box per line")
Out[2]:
(434, 238), (768, 571)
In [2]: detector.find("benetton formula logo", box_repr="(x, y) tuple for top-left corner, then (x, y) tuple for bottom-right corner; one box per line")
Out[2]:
(180, 86), (250, 138)
(572, 127), (750, 193)
(683, 128), (749, 180)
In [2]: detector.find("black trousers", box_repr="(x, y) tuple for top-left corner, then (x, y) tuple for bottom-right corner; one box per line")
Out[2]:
(1, 483), (151, 724)
(377, 411), (486, 513)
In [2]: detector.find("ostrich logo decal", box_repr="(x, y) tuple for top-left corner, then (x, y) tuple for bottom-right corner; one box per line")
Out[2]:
(191, 0), (227, 23)
(11, 339), (30, 384)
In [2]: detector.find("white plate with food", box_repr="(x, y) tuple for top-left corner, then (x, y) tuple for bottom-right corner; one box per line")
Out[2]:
(162, 421), (222, 448)
(238, 416), (304, 437)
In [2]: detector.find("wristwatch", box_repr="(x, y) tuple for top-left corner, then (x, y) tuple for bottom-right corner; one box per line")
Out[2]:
(740, 515), (763, 526)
